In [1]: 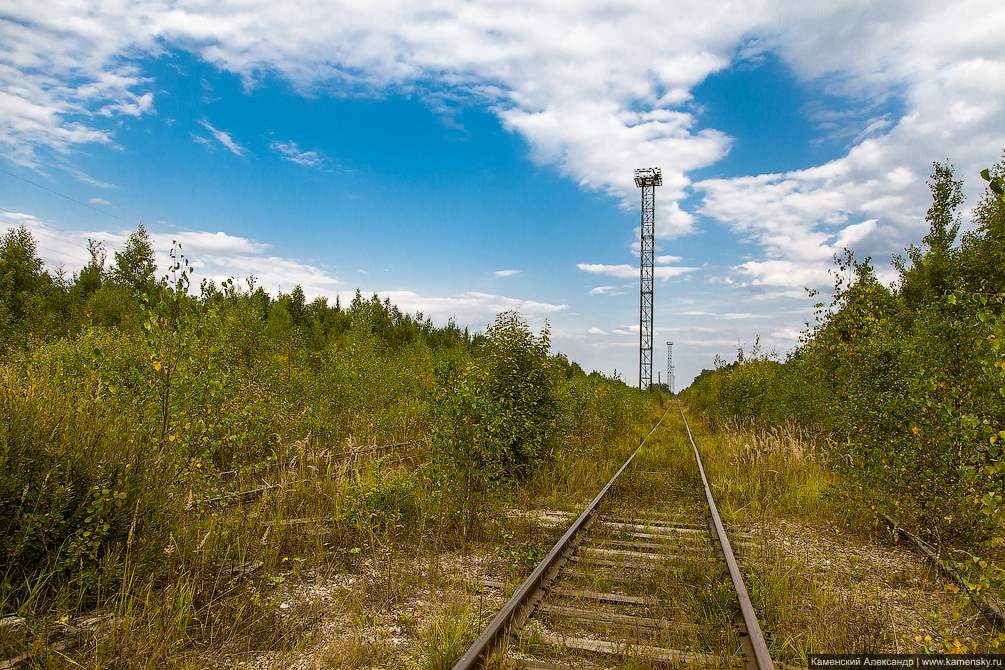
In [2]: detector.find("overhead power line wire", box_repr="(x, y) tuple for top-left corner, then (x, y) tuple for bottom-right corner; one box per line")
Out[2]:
(31, 233), (93, 262)
(0, 204), (95, 254)
(0, 166), (136, 226)
(35, 243), (90, 264)
(0, 214), (92, 264)
(0, 204), (94, 244)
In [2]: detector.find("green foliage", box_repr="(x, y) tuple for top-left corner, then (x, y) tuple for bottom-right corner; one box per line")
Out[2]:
(142, 243), (200, 444)
(432, 311), (559, 488)
(0, 226), (650, 655)
(110, 224), (156, 298)
(86, 282), (141, 331)
(414, 603), (477, 670)
(959, 154), (1005, 294)
(683, 158), (1005, 605)
(428, 311), (563, 539)
(682, 336), (785, 425)
(0, 225), (45, 350)
(924, 161), (965, 253)
(335, 461), (425, 540)
(559, 371), (641, 452)
(0, 354), (175, 604)
(896, 161), (965, 307)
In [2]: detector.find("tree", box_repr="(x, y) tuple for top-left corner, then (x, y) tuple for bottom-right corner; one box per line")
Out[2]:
(289, 285), (306, 324)
(0, 226), (44, 349)
(431, 311), (559, 539)
(434, 311), (559, 485)
(924, 161), (965, 253)
(960, 153), (1005, 293)
(110, 224), (156, 297)
(72, 239), (106, 300)
(896, 161), (965, 307)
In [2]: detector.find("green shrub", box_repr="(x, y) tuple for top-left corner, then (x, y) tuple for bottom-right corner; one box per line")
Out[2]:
(682, 159), (1005, 554)
(432, 311), (559, 487)
(0, 360), (176, 607)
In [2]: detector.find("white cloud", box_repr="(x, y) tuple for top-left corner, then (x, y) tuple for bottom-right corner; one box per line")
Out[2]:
(747, 289), (812, 301)
(588, 285), (623, 296)
(70, 170), (115, 188)
(493, 269), (521, 278)
(655, 255), (682, 264)
(88, 197), (110, 206)
(587, 327), (607, 335)
(697, 166), (897, 265)
(689, 3), (1005, 291)
(269, 139), (326, 168)
(197, 121), (248, 157)
(1, 0), (1003, 325)
(694, 144), (929, 290)
(5, 0), (997, 246)
(578, 263), (636, 279)
(100, 91), (153, 118)
(346, 289), (567, 325)
(731, 259), (834, 289)
(156, 230), (271, 256)
(0, 211), (37, 222)
(680, 310), (758, 319)
(578, 262), (697, 281)
(770, 327), (803, 340)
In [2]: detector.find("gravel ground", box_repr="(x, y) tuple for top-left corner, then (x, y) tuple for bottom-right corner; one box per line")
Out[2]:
(220, 510), (1001, 669)
(747, 517), (1002, 655)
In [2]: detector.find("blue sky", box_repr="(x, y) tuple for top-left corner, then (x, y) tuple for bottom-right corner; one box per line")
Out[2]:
(2, 1), (1003, 388)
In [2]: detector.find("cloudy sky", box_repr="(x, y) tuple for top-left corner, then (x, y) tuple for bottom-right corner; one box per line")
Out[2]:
(2, 0), (1003, 387)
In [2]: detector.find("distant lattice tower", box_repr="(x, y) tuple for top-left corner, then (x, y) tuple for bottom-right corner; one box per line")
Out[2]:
(635, 167), (661, 390)
(667, 340), (674, 396)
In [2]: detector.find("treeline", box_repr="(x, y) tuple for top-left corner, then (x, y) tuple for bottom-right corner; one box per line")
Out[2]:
(0, 224), (480, 354)
(0, 224), (640, 613)
(683, 157), (1005, 588)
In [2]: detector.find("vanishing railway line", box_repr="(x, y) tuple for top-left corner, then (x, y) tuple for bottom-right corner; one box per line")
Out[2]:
(454, 401), (777, 670)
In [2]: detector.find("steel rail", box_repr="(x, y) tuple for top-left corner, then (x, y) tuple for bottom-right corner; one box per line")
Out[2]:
(677, 401), (775, 670)
(883, 514), (1005, 629)
(451, 405), (672, 670)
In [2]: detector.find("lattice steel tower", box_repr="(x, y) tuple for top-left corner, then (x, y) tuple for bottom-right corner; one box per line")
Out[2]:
(667, 341), (674, 396)
(635, 167), (661, 389)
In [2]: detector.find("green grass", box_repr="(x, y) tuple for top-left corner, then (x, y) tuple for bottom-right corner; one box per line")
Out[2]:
(1, 317), (656, 667)
(678, 405), (1005, 659)
(413, 601), (479, 670)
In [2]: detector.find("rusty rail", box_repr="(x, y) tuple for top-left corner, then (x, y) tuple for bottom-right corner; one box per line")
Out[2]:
(883, 513), (1004, 629)
(450, 406), (672, 670)
(202, 439), (421, 508)
(678, 401), (776, 670)
(453, 401), (776, 670)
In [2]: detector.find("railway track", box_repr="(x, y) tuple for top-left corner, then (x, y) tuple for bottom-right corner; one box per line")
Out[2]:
(453, 401), (776, 670)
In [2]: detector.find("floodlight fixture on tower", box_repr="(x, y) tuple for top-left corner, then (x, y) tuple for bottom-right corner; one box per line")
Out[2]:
(635, 167), (661, 390)
(634, 167), (662, 188)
